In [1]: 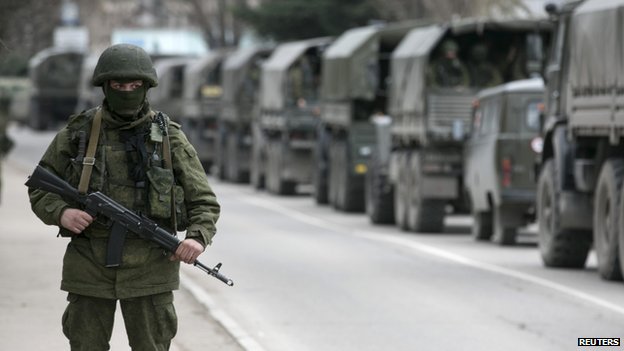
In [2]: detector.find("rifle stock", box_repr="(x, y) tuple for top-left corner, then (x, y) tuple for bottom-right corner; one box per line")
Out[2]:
(26, 165), (233, 286)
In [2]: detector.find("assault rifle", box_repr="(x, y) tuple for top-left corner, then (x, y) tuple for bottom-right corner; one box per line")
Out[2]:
(25, 165), (233, 286)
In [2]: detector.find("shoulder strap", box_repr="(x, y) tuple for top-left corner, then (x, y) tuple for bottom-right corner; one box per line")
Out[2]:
(151, 110), (178, 233)
(78, 109), (102, 194)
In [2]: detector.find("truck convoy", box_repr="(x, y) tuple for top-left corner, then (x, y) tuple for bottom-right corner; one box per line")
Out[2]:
(217, 46), (273, 182)
(537, 0), (624, 281)
(179, 50), (229, 172)
(368, 19), (549, 233)
(317, 21), (424, 211)
(253, 37), (332, 195)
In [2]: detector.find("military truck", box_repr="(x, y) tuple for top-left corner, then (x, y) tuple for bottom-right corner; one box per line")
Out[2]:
(217, 46), (273, 182)
(75, 52), (104, 113)
(252, 37), (332, 195)
(0, 76), (31, 125)
(317, 22), (424, 211)
(28, 46), (84, 130)
(150, 56), (199, 121)
(179, 50), (229, 173)
(368, 19), (549, 232)
(75, 54), (98, 111)
(536, 0), (624, 280)
(464, 78), (544, 245)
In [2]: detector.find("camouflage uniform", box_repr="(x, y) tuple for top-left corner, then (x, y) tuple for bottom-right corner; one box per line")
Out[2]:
(28, 44), (220, 351)
(467, 44), (502, 88)
(427, 39), (470, 88)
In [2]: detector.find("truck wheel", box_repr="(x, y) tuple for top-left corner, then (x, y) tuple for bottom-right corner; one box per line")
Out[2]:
(616, 181), (624, 277)
(327, 139), (339, 207)
(313, 129), (329, 204)
(267, 140), (295, 195)
(593, 159), (624, 280)
(333, 139), (362, 212)
(537, 160), (591, 268)
(407, 152), (445, 233)
(226, 134), (248, 183)
(28, 98), (48, 131)
(250, 144), (265, 190)
(216, 125), (227, 180)
(472, 210), (493, 241)
(492, 206), (517, 246)
(366, 151), (394, 224)
(313, 161), (328, 204)
(394, 151), (409, 230)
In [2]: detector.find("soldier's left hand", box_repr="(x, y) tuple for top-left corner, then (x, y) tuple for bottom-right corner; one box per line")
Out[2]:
(171, 239), (205, 264)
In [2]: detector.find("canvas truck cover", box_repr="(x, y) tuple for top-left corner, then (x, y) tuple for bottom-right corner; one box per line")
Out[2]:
(389, 25), (445, 117)
(183, 51), (226, 100)
(321, 26), (379, 102)
(149, 57), (197, 103)
(566, 0), (624, 129)
(222, 47), (268, 105)
(260, 37), (332, 110)
(322, 22), (425, 103)
(390, 18), (550, 117)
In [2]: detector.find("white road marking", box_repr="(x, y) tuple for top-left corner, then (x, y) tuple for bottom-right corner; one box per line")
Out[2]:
(181, 271), (268, 351)
(243, 196), (624, 317)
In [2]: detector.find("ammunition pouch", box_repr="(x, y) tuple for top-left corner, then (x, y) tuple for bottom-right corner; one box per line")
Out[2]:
(146, 166), (187, 231)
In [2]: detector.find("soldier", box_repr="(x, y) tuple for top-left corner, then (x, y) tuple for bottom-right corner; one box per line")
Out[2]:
(28, 44), (220, 351)
(467, 43), (503, 88)
(427, 39), (470, 88)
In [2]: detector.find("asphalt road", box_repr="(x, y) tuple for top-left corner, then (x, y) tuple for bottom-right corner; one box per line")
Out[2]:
(7, 124), (624, 351)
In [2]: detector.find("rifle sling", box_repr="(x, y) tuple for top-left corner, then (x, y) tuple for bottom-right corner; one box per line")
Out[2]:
(163, 133), (177, 234)
(78, 109), (102, 194)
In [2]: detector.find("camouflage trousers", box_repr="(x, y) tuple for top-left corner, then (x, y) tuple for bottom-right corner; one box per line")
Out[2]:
(62, 292), (177, 351)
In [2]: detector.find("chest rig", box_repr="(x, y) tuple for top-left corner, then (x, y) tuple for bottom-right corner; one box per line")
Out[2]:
(77, 108), (178, 267)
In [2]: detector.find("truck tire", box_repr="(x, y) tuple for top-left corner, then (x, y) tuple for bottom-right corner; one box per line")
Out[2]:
(472, 210), (493, 241)
(617, 181), (624, 277)
(216, 125), (227, 180)
(394, 151), (409, 230)
(267, 140), (296, 195)
(366, 151), (394, 224)
(313, 129), (329, 204)
(332, 139), (362, 212)
(225, 132), (248, 183)
(28, 98), (48, 131)
(250, 142), (265, 190)
(492, 205), (517, 246)
(407, 152), (445, 233)
(537, 160), (591, 268)
(593, 159), (624, 280)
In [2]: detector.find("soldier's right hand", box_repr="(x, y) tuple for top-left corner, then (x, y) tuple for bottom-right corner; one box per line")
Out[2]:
(60, 208), (94, 234)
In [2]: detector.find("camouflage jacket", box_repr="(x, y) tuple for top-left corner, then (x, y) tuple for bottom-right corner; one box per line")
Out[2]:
(28, 104), (220, 299)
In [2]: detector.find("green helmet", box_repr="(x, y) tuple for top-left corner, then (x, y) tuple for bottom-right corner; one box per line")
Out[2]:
(441, 39), (459, 54)
(92, 44), (158, 87)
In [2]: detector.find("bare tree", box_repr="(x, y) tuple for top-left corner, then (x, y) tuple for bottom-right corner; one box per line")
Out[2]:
(0, 0), (62, 74)
(185, 0), (245, 48)
(370, 0), (527, 22)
